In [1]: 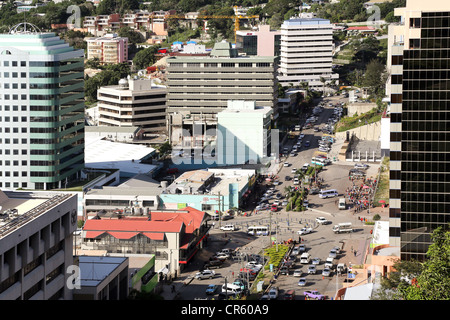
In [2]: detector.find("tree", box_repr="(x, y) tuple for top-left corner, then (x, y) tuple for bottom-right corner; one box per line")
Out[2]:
(117, 26), (145, 44)
(133, 45), (161, 69)
(362, 59), (386, 98)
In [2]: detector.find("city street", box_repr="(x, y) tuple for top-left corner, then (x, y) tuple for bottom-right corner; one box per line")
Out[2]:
(160, 96), (382, 300)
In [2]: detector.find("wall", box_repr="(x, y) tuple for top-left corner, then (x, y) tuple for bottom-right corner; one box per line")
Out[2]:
(335, 121), (381, 142)
(346, 103), (377, 117)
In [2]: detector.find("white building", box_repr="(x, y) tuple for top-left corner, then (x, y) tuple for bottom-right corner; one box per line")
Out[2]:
(278, 17), (338, 89)
(0, 190), (78, 300)
(216, 100), (274, 165)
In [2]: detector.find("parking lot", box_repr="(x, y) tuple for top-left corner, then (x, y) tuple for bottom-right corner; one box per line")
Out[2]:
(160, 96), (382, 301)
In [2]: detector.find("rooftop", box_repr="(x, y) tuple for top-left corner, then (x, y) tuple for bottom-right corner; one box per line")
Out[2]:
(78, 256), (128, 287)
(283, 18), (331, 26)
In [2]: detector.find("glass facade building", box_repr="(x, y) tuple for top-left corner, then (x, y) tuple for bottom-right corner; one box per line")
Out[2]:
(389, 8), (450, 261)
(0, 28), (85, 190)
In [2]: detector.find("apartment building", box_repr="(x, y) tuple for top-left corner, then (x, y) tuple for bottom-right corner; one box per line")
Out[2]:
(97, 77), (167, 135)
(166, 41), (277, 148)
(278, 16), (338, 89)
(387, 0), (450, 261)
(0, 25), (85, 191)
(0, 190), (78, 300)
(86, 33), (128, 64)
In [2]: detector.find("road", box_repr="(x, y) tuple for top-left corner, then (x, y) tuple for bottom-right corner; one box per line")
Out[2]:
(168, 95), (380, 300)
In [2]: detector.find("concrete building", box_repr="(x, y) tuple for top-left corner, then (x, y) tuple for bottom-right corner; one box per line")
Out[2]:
(0, 24), (85, 190)
(0, 190), (78, 300)
(86, 33), (128, 64)
(235, 25), (281, 58)
(278, 16), (338, 89)
(217, 100), (273, 165)
(73, 256), (129, 300)
(166, 41), (277, 148)
(159, 168), (256, 215)
(80, 206), (209, 276)
(97, 77), (167, 135)
(386, 0), (450, 261)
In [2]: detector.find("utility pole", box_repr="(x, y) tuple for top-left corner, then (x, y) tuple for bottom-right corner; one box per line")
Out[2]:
(218, 191), (222, 230)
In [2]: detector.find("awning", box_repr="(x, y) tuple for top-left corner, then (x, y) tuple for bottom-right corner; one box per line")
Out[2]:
(84, 231), (106, 238)
(142, 232), (165, 240)
(107, 231), (138, 239)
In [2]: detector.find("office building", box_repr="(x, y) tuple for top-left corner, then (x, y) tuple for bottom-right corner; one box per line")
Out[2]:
(235, 25), (281, 58)
(217, 100), (273, 165)
(0, 24), (85, 190)
(86, 33), (128, 64)
(97, 77), (167, 135)
(387, 0), (450, 261)
(0, 190), (78, 300)
(278, 16), (338, 89)
(166, 41), (277, 148)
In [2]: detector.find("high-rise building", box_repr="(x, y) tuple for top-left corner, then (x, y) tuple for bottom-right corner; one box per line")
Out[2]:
(278, 16), (338, 89)
(166, 41), (277, 148)
(387, 0), (450, 261)
(0, 24), (85, 190)
(97, 77), (167, 135)
(0, 190), (78, 300)
(86, 33), (128, 64)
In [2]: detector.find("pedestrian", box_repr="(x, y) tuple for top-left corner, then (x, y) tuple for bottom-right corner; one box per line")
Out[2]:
(354, 250), (357, 257)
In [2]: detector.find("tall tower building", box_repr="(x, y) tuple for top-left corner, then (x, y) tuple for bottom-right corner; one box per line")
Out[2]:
(0, 24), (85, 190)
(278, 15), (338, 89)
(387, 0), (450, 261)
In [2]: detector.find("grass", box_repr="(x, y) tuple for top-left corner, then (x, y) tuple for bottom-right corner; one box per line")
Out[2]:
(336, 108), (382, 132)
(373, 157), (390, 207)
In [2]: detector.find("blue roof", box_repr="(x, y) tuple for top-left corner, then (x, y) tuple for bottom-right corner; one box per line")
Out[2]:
(173, 41), (183, 44)
(283, 18), (330, 26)
(187, 41), (196, 44)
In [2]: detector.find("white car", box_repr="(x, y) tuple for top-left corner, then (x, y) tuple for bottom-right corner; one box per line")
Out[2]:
(195, 270), (215, 280)
(284, 162), (290, 167)
(297, 277), (307, 286)
(312, 257), (321, 265)
(307, 265), (316, 275)
(300, 133), (305, 139)
(220, 224), (236, 231)
(291, 168), (297, 174)
(354, 163), (369, 170)
(315, 217), (329, 225)
(322, 268), (332, 277)
(297, 227), (312, 235)
(293, 269), (303, 277)
(268, 287), (279, 300)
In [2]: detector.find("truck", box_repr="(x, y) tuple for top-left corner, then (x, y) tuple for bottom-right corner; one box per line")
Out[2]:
(303, 290), (325, 300)
(338, 198), (346, 210)
(332, 222), (353, 234)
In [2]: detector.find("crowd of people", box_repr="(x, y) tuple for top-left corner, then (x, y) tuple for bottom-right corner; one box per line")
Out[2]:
(345, 175), (378, 214)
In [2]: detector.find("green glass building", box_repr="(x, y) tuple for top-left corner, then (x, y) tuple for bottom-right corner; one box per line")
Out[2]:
(0, 24), (85, 190)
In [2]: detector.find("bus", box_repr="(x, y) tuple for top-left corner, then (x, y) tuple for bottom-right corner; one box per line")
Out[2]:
(247, 226), (269, 236)
(319, 189), (339, 199)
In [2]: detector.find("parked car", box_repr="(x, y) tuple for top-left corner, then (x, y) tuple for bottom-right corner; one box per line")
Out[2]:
(315, 217), (330, 225)
(268, 287), (279, 300)
(329, 249), (338, 259)
(303, 290), (325, 300)
(220, 224), (236, 231)
(297, 278), (307, 286)
(284, 162), (290, 167)
(203, 259), (223, 269)
(312, 257), (321, 265)
(322, 267), (332, 277)
(205, 284), (220, 295)
(309, 187), (320, 195)
(283, 289), (296, 300)
(297, 227), (313, 235)
(304, 141), (310, 147)
(279, 266), (289, 275)
(195, 270), (215, 280)
(354, 163), (369, 170)
(293, 269), (303, 277)
(307, 265), (316, 275)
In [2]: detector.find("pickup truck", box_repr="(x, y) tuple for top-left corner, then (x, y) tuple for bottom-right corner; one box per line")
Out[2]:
(297, 227), (312, 235)
(303, 290), (325, 300)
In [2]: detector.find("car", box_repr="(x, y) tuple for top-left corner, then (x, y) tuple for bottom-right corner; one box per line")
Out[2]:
(307, 265), (317, 275)
(271, 205), (278, 212)
(276, 193), (283, 199)
(239, 268), (258, 276)
(293, 269), (303, 277)
(322, 267), (332, 277)
(246, 262), (263, 270)
(290, 151), (297, 156)
(203, 259), (223, 269)
(297, 227), (312, 235)
(260, 294), (270, 300)
(315, 217), (329, 225)
(298, 244), (306, 253)
(303, 199), (309, 208)
(195, 270), (215, 280)
(304, 141), (310, 147)
(300, 133), (305, 139)
(318, 147), (331, 153)
(220, 224), (236, 231)
(283, 289), (296, 300)
(325, 257), (335, 269)
(285, 175), (291, 181)
(205, 284), (220, 295)
(329, 249), (338, 259)
(303, 290), (325, 300)
(291, 168), (297, 174)
(284, 162), (290, 167)
(268, 287), (279, 299)
(354, 163), (369, 170)
(273, 199), (280, 206)
(333, 246), (341, 254)
(298, 278), (307, 286)
(312, 257), (321, 265)
(309, 187), (320, 195)
(282, 200), (288, 206)
(279, 266), (289, 275)
(349, 169), (365, 177)
(215, 252), (230, 260)
(301, 163), (309, 172)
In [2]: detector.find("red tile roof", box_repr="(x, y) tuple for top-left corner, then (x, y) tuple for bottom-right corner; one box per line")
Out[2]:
(346, 26), (376, 31)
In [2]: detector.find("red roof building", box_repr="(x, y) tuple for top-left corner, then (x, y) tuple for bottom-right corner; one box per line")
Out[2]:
(81, 207), (210, 275)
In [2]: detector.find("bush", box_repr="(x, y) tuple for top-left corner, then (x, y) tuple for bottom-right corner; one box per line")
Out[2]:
(373, 214), (381, 221)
